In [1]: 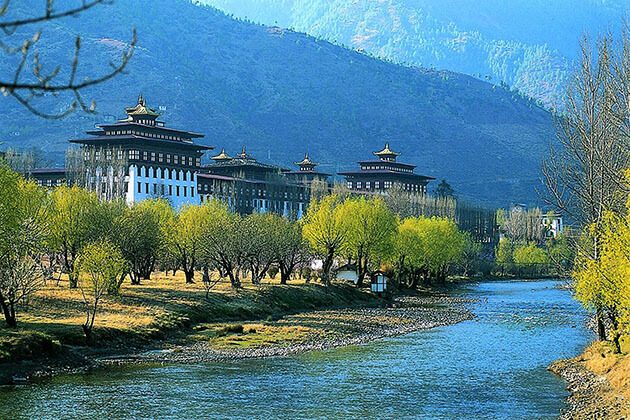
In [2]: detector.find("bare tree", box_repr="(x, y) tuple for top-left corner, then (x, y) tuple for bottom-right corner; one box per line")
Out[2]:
(0, 0), (136, 118)
(66, 146), (128, 201)
(543, 31), (630, 340)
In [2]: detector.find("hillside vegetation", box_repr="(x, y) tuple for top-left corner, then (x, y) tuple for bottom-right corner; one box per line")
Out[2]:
(1, 0), (555, 205)
(204, 0), (626, 108)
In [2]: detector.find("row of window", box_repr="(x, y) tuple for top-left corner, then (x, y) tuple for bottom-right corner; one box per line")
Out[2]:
(361, 164), (413, 173)
(348, 180), (424, 192)
(198, 182), (306, 200)
(137, 182), (195, 198)
(200, 195), (304, 212)
(37, 179), (65, 187)
(107, 128), (186, 142)
(137, 166), (194, 182)
(129, 150), (199, 167)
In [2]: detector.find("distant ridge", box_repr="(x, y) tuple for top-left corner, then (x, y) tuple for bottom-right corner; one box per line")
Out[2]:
(0, 0), (555, 206)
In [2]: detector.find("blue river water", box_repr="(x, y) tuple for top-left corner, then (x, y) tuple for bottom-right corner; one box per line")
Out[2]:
(0, 280), (592, 419)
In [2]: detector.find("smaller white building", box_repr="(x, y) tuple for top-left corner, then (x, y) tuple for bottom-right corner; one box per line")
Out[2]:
(335, 264), (359, 284)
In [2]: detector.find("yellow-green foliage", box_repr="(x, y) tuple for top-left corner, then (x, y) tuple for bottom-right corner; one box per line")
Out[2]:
(574, 172), (630, 347)
(513, 243), (549, 265)
(338, 196), (397, 275)
(302, 194), (347, 257)
(394, 216), (466, 276)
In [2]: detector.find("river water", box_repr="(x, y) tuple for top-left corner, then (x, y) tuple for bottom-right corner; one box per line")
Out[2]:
(0, 280), (592, 419)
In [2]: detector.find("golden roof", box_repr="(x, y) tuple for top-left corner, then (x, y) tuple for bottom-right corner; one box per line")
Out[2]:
(211, 148), (232, 161)
(125, 95), (159, 118)
(236, 146), (253, 160)
(295, 153), (317, 167)
(373, 142), (400, 157)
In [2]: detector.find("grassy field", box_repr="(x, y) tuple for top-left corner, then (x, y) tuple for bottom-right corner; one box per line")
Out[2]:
(0, 272), (378, 367)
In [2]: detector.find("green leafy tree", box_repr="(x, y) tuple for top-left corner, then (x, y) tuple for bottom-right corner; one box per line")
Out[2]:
(460, 233), (483, 277)
(435, 179), (455, 198)
(242, 213), (278, 285)
(302, 194), (347, 285)
(0, 165), (49, 327)
(339, 197), (397, 286)
(76, 240), (127, 341)
(271, 216), (310, 285)
(495, 238), (514, 275)
(393, 216), (466, 286)
(49, 186), (100, 288)
(199, 200), (245, 288)
(169, 203), (214, 284)
(115, 199), (173, 285)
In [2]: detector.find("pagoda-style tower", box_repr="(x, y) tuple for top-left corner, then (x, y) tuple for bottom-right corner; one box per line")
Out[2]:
(339, 142), (434, 194)
(373, 143), (400, 162)
(285, 152), (330, 186)
(69, 95), (212, 208)
(295, 153), (318, 172)
(211, 148), (232, 162)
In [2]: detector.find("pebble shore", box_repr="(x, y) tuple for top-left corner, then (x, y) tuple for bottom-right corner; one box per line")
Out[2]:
(103, 294), (475, 365)
(549, 358), (630, 419)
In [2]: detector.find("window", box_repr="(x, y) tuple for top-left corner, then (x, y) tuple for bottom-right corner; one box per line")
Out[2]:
(166, 154), (171, 164)
(366, 182), (371, 189)
(150, 152), (156, 162)
(347, 182), (352, 189)
(158, 153), (163, 163)
(143, 151), (148, 161)
(357, 182), (362, 189)
(174, 155), (179, 165)
(188, 157), (193, 166)
(195, 158), (200, 167)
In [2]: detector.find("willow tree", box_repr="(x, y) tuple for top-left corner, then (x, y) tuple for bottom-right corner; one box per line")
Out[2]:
(543, 30), (630, 340)
(48, 186), (100, 288)
(76, 240), (127, 341)
(302, 194), (347, 285)
(0, 165), (49, 327)
(169, 203), (215, 284)
(339, 197), (397, 287)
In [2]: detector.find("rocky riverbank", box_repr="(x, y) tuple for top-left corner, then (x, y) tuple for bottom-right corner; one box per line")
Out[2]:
(102, 294), (474, 365)
(549, 342), (630, 419)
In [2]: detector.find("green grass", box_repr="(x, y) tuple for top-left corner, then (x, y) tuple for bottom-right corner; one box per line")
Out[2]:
(0, 273), (378, 365)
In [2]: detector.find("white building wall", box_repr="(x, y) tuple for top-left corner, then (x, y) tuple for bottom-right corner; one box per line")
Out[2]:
(126, 164), (200, 209)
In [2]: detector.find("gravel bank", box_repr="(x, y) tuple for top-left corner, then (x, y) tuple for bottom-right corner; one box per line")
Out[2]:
(549, 358), (630, 419)
(103, 294), (474, 365)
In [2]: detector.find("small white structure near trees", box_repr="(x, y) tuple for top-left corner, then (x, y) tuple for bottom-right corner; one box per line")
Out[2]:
(335, 263), (359, 284)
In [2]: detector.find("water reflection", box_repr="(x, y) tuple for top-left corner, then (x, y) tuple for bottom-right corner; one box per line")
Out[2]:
(0, 280), (592, 420)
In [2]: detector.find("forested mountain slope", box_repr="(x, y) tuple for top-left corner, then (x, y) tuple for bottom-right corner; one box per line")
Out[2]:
(203, 0), (626, 108)
(1, 0), (555, 205)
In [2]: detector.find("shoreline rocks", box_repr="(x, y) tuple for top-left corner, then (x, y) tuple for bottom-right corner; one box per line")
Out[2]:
(102, 294), (475, 365)
(549, 357), (630, 419)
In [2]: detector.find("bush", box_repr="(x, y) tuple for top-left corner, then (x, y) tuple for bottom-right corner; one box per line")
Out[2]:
(267, 265), (279, 279)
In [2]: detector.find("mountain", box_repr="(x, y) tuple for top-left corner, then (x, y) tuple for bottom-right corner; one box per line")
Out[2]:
(0, 0), (555, 206)
(201, 0), (626, 108)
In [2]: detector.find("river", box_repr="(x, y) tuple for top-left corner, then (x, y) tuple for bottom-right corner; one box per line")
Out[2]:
(0, 280), (592, 419)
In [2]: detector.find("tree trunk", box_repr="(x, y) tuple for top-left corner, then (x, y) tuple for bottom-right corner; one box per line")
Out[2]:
(68, 270), (78, 288)
(596, 310), (606, 341)
(279, 267), (290, 285)
(184, 269), (195, 284)
(0, 299), (17, 328)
